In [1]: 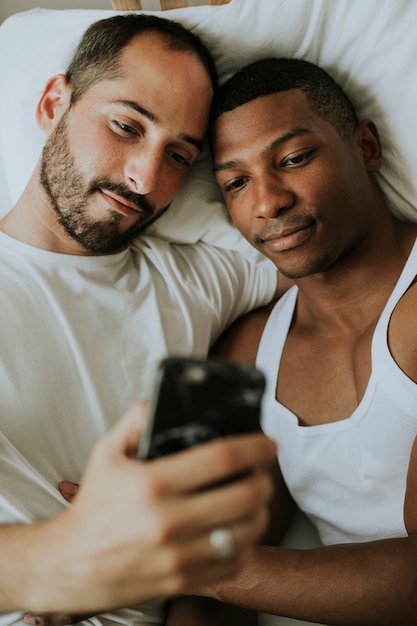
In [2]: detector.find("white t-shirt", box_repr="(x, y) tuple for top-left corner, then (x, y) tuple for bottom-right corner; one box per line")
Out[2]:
(0, 231), (276, 626)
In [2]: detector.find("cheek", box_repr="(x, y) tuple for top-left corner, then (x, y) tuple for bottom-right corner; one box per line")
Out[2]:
(171, 169), (189, 191)
(307, 162), (352, 219)
(68, 129), (102, 173)
(225, 201), (253, 239)
(322, 175), (357, 223)
(69, 115), (120, 174)
(154, 167), (190, 208)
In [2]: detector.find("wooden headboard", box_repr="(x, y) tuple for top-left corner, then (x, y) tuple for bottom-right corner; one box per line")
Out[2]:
(112, 0), (231, 10)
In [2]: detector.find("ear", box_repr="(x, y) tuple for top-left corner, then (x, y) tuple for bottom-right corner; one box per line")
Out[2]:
(354, 119), (383, 173)
(35, 74), (71, 133)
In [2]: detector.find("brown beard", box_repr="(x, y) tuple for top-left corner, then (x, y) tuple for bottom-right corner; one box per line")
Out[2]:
(40, 110), (167, 254)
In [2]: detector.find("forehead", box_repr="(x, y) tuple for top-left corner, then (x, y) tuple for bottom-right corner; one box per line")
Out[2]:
(91, 32), (213, 140)
(213, 89), (336, 159)
(120, 31), (211, 95)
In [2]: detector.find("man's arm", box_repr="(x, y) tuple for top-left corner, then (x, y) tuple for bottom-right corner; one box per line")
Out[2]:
(205, 534), (417, 625)
(199, 433), (417, 626)
(405, 436), (417, 531)
(0, 401), (276, 614)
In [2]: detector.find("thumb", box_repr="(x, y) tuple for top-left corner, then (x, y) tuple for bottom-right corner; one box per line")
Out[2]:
(58, 402), (149, 503)
(108, 400), (149, 458)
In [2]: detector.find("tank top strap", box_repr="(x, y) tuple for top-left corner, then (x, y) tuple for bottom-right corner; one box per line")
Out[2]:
(256, 285), (298, 399)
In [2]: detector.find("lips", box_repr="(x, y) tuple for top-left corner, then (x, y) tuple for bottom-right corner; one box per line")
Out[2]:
(263, 224), (308, 241)
(260, 220), (315, 253)
(99, 189), (141, 216)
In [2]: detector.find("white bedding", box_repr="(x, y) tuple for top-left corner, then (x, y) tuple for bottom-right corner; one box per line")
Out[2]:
(0, 0), (416, 251)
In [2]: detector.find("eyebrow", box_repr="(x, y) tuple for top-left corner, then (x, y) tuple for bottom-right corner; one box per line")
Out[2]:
(214, 127), (312, 173)
(116, 99), (204, 153)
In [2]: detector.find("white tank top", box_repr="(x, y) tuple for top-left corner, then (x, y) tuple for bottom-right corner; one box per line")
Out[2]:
(257, 239), (417, 545)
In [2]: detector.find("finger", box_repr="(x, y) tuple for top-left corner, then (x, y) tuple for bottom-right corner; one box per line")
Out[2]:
(58, 401), (150, 502)
(147, 432), (277, 494)
(147, 506), (269, 596)
(59, 481), (79, 503)
(205, 467), (272, 527)
(158, 468), (273, 543)
(203, 506), (269, 567)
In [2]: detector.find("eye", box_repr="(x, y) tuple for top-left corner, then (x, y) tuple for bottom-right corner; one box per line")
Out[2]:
(166, 150), (191, 168)
(112, 120), (139, 136)
(281, 150), (314, 168)
(223, 176), (249, 194)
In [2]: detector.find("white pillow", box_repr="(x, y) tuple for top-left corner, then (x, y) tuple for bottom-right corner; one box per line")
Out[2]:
(0, 0), (416, 251)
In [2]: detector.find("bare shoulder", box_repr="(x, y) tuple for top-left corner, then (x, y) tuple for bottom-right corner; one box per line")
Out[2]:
(405, 435), (417, 535)
(389, 278), (417, 384)
(211, 302), (276, 364)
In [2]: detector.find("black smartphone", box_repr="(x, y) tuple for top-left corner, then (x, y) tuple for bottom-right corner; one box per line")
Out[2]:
(138, 356), (266, 461)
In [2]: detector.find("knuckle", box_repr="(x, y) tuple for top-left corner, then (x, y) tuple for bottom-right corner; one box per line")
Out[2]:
(147, 518), (172, 544)
(136, 470), (166, 501)
(213, 442), (241, 475)
(146, 512), (180, 545)
(164, 547), (190, 575)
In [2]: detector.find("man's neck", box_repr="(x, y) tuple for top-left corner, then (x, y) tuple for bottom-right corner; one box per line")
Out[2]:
(0, 169), (95, 256)
(292, 220), (417, 333)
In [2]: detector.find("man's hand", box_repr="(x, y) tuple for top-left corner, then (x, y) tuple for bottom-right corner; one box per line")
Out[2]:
(17, 400), (276, 617)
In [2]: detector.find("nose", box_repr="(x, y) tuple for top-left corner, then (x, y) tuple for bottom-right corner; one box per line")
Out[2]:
(124, 148), (162, 195)
(253, 170), (295, 219)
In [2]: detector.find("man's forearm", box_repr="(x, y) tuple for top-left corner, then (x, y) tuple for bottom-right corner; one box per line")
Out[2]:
(0, 407), (278, 617)
(209, 539), (417, 625)
(0, 520), (57, 611)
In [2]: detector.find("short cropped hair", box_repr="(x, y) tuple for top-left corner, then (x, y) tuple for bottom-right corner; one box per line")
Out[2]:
(66, 13), (217, 105)
(210, 57), (358, 138)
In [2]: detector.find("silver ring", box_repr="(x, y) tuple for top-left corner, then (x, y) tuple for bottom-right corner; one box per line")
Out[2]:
(209, 527), (235, 561)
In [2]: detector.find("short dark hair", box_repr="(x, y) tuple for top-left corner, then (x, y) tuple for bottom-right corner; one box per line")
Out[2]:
(210, 57), (357, 138)
(66, 13), (218, 105)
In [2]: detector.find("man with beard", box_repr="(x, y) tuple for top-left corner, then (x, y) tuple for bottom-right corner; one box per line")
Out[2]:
(0, 14), (278, 626)
(166, 57), (417, 625)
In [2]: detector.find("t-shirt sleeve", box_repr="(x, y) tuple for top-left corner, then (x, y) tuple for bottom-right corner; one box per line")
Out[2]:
(177, 242), (277, 343)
